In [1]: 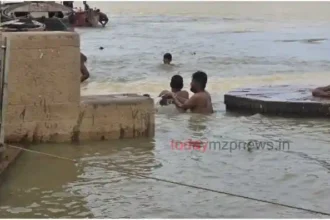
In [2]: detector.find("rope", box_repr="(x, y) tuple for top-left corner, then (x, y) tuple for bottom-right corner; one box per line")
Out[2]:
(7, 144), (330, 217)
(7, 145), (77, 162)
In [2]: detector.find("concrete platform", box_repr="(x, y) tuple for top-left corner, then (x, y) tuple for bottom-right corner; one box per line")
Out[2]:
(77, 94), (155, 142)
(1, 32), (155, 143)
(224, 85), (330, 117)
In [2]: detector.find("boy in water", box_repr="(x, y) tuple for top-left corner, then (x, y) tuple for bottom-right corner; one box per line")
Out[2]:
(163, 53), (172, 65)
(159, 75), (189, 110)
(163, 71), (213, 114)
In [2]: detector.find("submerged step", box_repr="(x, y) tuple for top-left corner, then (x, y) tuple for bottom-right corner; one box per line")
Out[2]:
(224, 85), (330, 117)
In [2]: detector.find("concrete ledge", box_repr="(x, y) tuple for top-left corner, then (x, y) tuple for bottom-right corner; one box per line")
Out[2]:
(4, 94), (156, 143)
(2, 32), (156, 144)
(77, 94), (155, 142)
(0, 145), (23, 180)
(3, 31), (80, 49)
(224, 85), (330, 117)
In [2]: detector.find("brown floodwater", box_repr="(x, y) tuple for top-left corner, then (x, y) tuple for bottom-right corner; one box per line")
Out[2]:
(1, 1), (330, 218)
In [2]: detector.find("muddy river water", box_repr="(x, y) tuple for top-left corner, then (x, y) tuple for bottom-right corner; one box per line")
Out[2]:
(1, 2), (330, 218)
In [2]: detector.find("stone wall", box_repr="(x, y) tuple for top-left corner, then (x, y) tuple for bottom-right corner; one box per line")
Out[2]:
(3, 31), (80, 143)
(1, 31), (155, 143)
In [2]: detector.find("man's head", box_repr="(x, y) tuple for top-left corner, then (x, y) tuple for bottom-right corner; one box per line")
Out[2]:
(96, 9), (100, 12)
(170, 75), (183, 92)
(163, 53), (172, 64)
(190, 71), (207, 93)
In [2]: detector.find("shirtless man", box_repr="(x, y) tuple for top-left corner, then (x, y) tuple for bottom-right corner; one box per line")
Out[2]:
(312, 85), (330, 98)
(163, 71), (213, 114)
(80, 52), (90, 82)
(159, 75), (189, 110)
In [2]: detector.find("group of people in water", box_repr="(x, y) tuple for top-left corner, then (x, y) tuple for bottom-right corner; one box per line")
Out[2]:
(80, 52), (213, 114)
(81, 50), (330, 115)
(158, 53), (214, 114)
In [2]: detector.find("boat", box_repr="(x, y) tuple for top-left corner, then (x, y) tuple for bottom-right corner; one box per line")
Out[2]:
(0, 1), (108, 28)
(73, 9), (100, 27)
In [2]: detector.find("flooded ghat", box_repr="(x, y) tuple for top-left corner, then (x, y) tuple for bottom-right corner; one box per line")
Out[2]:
(1, 1), (330, 218)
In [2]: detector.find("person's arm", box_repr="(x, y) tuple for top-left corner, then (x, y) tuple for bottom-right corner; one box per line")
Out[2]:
(102, 17), (108, 26)
(171, 93), (198, 111)
(158, 90), (170, 97)
(80, 63), (90, 82)
(176, 96), (188, 104)
(162, 91), (189, 103)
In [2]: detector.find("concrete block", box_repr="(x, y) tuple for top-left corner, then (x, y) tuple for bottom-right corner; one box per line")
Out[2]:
(4, 120), (77, 143)
(3, 31), (81, 143)
(7, 47), (80, 105)
(77, 94), (155, 142)
(6, 103), (80, 123)
(1, 32), (156, 144)
(224, 85), (330, 117)
(2, 31), (80, 49)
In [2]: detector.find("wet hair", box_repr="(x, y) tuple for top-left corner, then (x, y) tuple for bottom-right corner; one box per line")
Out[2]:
(170, 75), (183, 90)
(163, 53), (172, 61)
(192, 71), (207, 90)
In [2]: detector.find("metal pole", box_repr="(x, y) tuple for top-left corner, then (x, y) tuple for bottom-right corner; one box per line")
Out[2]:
(0, 37), (8, 159)
(0, 2), (3, 160)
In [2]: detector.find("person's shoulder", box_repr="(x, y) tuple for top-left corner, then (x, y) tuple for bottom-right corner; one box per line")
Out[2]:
(178, 90), (189, 96)
(204, 90), (212, 99)
(191, 92), (202, 100)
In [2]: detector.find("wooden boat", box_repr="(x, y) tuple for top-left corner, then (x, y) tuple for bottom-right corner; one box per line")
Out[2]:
(73, 9), (100, 27)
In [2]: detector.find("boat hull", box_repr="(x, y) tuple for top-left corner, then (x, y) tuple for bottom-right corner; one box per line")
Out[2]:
(73, 10), (100, 27)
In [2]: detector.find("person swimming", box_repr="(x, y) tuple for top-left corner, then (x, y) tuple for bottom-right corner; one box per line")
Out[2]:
(163, 53), (172, 65)
(159, 75), (189, 109)
(163, 71), (213, 114)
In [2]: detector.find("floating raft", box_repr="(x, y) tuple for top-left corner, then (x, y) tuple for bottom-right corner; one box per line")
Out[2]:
(224, 85), (330, 117)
